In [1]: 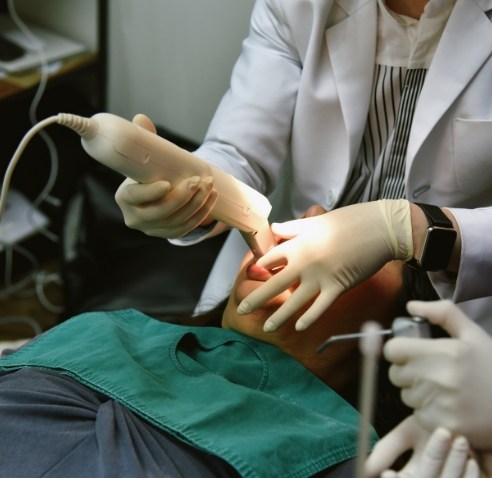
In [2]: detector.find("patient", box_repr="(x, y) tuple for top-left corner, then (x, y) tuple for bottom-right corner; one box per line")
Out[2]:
(0, 249), (413, 478)
(223, 251), (404, 394)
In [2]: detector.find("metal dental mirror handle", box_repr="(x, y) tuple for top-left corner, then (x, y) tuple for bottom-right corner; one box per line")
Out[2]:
(316, 316), (431, 354)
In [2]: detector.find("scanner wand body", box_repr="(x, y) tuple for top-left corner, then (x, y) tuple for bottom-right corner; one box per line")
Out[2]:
(80, 113), (276, 258)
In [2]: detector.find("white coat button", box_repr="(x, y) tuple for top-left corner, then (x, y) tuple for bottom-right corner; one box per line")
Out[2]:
(326, 189), (336, 208)
(412, 185), (430, 198)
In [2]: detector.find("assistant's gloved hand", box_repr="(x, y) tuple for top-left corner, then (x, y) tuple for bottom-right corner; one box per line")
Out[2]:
(385, 300), (492, 450)
(237, 199), (413, 331)
(114, 114), (217, 239)
(365, 416), (480, 478)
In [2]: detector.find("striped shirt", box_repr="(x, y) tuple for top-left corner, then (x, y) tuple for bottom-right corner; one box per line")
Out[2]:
(338, 0), (456, 206)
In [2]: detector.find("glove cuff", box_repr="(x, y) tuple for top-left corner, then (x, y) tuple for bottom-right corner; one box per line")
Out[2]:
(379, 199), (414, 261)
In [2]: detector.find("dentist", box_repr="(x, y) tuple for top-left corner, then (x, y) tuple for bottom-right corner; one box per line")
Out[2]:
(115, 0), (492, 332)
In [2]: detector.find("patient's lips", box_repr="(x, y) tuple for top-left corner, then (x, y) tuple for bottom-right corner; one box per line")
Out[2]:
(246, 262), (273, 282)
(234, 262), (272, 303)
(235, 260), (290, 312)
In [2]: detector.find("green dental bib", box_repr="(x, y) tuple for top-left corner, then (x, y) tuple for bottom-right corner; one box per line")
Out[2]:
(0, 309), (375, 477)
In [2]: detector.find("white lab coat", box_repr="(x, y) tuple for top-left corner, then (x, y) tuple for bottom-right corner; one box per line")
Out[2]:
(175, 0), (492, 331)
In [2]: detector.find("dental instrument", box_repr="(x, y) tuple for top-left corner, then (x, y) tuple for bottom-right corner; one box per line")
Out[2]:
(0, 113), (277, 259)
(316, 316), (431, 354)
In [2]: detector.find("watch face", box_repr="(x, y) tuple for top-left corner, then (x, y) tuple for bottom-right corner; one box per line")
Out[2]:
(420, 227), (457, 271)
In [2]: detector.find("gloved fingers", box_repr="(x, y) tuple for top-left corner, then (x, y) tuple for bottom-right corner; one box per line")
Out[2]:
(438, 435), (474, 478)
(412, 407), (455, 440)
(294, 289), (341, 331)
(161, 175), (215, 216)
(145, 188), (218, 238)
(368, 422), (480, 478)
(364, 416), (418, 478)
(269, 216), (316, 239)
(261, 282), (320, 332)
(255, 241), (293, 270)
(387, 358), (434, 389)
(132, 113), (157, 134)
(151, 177), (216, 229)
(381, 471), (400, 478)
(115, 178), (171, 207)
(157, 178), (217, 231)
(406, 300), (482, 341)
(416, 427), (454, 478)
(387, 362), (410, 388)
(399, 379), (438, 410)
(116, 176), (217, 238)
(417, 432), (479, 478)
(237, 267), (301, 317)
(462, 458), (480, 478)
(384, 337), (450, 365)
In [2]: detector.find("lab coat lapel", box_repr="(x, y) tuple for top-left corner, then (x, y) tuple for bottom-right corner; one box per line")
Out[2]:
(407, 0), (492, 165)
(325, 0), (377, 161)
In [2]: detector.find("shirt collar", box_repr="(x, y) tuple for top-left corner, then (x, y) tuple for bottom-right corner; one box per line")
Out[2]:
(376, 0), (457, 68)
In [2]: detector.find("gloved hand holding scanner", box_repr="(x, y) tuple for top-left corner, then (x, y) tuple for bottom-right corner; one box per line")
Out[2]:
(114, 114), (220, 240)
(82, 113), (277, 259)
(0, 112), (277, 260)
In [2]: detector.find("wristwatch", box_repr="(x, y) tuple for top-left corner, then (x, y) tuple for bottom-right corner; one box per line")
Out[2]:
(406, 203), (457, 271)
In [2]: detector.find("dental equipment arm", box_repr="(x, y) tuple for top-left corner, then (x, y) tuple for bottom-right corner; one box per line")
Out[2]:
(0, 113), (276, 258)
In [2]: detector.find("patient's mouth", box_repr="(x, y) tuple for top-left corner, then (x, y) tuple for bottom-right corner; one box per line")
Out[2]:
(246, 262), (273, 281)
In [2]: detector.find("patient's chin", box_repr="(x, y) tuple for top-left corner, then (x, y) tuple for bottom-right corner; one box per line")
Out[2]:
(222, 288), (291, 340)
(222, 307), (268, 340)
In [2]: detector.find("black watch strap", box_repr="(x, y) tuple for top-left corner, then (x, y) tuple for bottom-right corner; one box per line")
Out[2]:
(416, 203), (453, 228)
(406, 203), (457, 271)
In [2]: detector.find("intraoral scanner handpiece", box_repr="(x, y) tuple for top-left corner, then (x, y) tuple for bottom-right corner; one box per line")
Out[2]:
(69, 113), (277, 258)
(1, 112), (276, 259)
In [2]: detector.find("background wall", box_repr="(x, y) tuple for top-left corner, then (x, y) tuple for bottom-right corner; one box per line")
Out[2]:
(13, 0), (98, 50)
(107, 0), (256, 144)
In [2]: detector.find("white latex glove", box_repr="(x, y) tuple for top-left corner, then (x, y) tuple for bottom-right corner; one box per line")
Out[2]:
(114, 114), (217, 239)
(385, 300), (492, 450)
(365, 416), (480, 478)
(237, 199), (413, 331)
